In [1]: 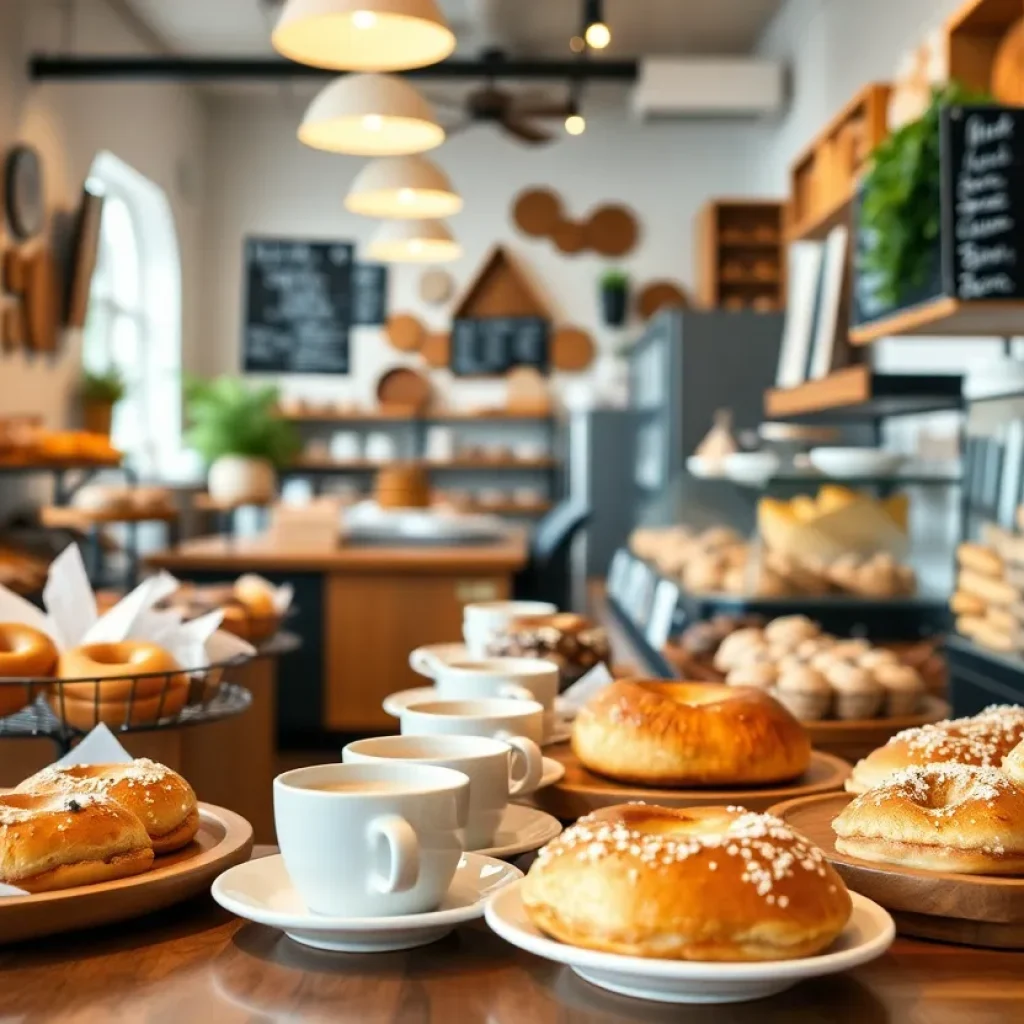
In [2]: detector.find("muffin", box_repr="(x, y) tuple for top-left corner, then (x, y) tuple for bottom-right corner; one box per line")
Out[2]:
(774, 667), (832, 721)
(684, 554), (727, 593)
(713, 628), (767, 672)
(857, 648), (900, 672)
(726, 663), (777, 691)
(828, 639), (872, 663)
(872, 664), (926, 717)
(795, 636), (836, 661)
(763, 615), (821, 647)
(826, 664), (884, 720)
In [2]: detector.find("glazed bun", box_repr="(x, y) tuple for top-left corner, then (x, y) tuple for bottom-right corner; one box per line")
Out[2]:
(523, 804), (852, 961)
(846, 705), (1024, 794)
(0, 624), (57, 716)
(572, 680), (811, 786)
(18, 759), (199, 855)
(0, 792), (153, 892)
(834, 764), (1024, 874)
(233, 574), (278, 620)
(57, 641), (185, 701)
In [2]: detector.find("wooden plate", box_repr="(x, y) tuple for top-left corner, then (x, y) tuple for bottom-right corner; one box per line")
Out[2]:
(513, 188), (562, 238)
(420, 331), (450, 369)
(533, 745), (849, 821)
(551, 219), (586, 255)
(386, 314), (424, 353)
(770, 792), (1024, 948)
(376, 367), (431, 411)
(583, 204), (639, 257)
(0, 802), (253, 944)
(804, 696), (950, 763)
(636, 281), (688, 319)
(418, 268), (454, 306)
(550, 326), (595, 372)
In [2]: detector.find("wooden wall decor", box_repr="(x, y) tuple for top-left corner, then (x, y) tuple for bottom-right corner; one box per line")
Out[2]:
(993, 16), (1024, 104)
(376, 367), (432, 412)
(66, 189), (104, 329)
(551, 326), (596, 372)
(386, 313), (425, 353)
(584, 205), (640, 257)
(420, 331), (451, 368)
(551, 220), (586, 255)
(418, 268), (454, 306)
(946, 0), (1024, 97)
(453, 245), (550, 320)
(24, 244), (58, 352)
(511, 189), (641, 258)
(636, 281), (689, 320)
(513, 188), (563, 237)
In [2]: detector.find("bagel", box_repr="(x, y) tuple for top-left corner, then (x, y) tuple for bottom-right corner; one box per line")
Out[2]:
(846, 705), (1024, 794)
(833, 763), (1024, 874)
(0, 624), (57, 717)
(48, 679), (189, 732)
(572, 680), (811, 786)
(18, 759), (199, 855)
(234, 574), (278, 619)
(0, 791), (153, 892)
(523, 804), (852, 961)
(57, 641), (185, 702)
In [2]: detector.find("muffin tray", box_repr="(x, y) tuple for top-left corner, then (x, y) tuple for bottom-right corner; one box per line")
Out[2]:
(770, 792), (1024, 949)
(532, 744), (850, 820)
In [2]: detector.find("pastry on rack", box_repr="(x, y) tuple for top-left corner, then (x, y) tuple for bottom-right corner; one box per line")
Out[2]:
(845, 705), (1024, 793)
(485, 612), (610, 686)
(523, 804), (852, 960)
(572, 680), (811, 786)
(833, 763), (1024, 874)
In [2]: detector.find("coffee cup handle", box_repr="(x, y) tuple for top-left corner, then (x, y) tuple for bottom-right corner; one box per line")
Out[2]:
(368, 815), (420, 894)
(500, 733), (544, 797)
(409, 649), (443, 676)
(497, 683), (534, 702)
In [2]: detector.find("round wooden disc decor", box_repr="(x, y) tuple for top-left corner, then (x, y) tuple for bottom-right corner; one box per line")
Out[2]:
(636, 280), (688, 320)
(584, 204), (639, 257)
(418, 269), (454, 306)
(513, 188), (563, 238)
(771, 791), (1024, 949)
(551, 219), (586, 255)
(386, 313), (424, 353)
(419, 331), (451, 369)
(376, 367), (432, 411)
(551, 326), (596, 372)
(533, 745), (850, 821)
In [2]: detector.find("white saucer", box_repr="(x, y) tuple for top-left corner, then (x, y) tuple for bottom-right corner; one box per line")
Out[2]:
(485, 885), (894, 1005)
(543, 722), (573, 746)
(212, 852), (522, 954)
(408, 643), (470, 678)
(537, 755), (565, 790)
(472, 804), (563, 859)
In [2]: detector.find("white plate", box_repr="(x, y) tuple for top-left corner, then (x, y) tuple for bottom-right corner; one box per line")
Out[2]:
(212, 852), (522, 954)
(407, 643), (471, 678)
(808, 448), (905, 478)
(485, 885), (894, 1005)
(472, 804), (563, 859)
(344, 503), (507, 544)
(723, 451), (780, 486)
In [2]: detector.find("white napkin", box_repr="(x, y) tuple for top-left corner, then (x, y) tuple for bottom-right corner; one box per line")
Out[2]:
(557, 663), (614, 716)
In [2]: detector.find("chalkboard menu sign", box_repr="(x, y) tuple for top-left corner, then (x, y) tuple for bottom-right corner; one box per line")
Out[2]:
(944, 106), (1024, 302)
(450, 316), (550, 376)
(350, 262), (389, 325)
(243, 238), (352, 374)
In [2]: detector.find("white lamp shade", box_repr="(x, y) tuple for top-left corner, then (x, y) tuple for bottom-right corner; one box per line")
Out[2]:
(345, 156), (462, 219)
(273, 0), (455, 72)
(299, 73), (445, 155)
(367, 219), (461, 262)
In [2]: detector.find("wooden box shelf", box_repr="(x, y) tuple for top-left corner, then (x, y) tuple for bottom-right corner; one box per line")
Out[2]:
(697, 199), (786, 311)
(786, 84), (891, 242)
(946, 0), (1024, 97)
(850, 296), (1024, 345)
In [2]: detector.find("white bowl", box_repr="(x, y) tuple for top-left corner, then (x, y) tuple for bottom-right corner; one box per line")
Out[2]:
(686, 455), (727, 479)
(723, 451), (780, 486)
(808, 448), (905, 478)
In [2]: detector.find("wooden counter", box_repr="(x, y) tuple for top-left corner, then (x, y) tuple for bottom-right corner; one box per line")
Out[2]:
(148, 533), (529, 737)
(5, 848), (1024, 1021)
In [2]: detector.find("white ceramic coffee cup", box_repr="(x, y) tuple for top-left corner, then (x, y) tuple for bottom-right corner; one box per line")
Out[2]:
(462, 600), (557, 658)
(343, 735), (537, 850)
(399, 698), (544, 796)
(273, 762), (469, 918)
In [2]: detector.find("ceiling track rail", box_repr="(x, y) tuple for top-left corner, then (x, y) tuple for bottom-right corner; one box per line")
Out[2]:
(28, 56), (639, 83)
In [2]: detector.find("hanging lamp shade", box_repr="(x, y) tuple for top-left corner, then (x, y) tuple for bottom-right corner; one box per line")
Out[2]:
(272, 0), (456, 72)
(345, 156), (462, 219)
(299, 73), (445, 155)
(367, 219), (461, 262)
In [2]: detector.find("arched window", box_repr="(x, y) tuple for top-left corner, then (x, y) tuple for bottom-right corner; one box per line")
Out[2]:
(82, 152), (182, 477)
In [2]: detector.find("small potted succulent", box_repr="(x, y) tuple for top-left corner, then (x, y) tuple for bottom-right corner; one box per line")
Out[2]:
(184, 376), (300, 505)
(599, 269), (630, 327)
(80, 368), (127, 436)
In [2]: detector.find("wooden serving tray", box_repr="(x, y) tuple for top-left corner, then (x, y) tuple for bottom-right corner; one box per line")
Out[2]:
(770, 792), (1024, 949)
(0, 802), (253, 944)
(533, 744), (850, 821)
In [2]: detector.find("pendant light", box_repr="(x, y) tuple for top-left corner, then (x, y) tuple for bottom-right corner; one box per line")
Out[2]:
(273, 0), (456, 72)
(367, 219), (461, 262)
(345, 155), (462, 218)
(299, 73), (445, 155)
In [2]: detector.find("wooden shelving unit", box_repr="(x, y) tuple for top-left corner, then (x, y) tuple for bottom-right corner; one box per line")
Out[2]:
(278, 409), (555, 424)
(697, 199), (786, 311)
(850, 296), (1024, 345)
(786, 83), (891, 242)
(288, 457), (558, 473)
(946, 0), (1024, 95)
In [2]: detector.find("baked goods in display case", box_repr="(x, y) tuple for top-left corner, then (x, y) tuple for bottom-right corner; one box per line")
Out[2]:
(951, 531), (1024, 653)
(572, 681), (811, 786)
(522, 804), (852, 960)
(0, 418), (120, 466)
(485, 613), (610, 686)
(0, 545), (49, 595)
(160, 574), (290, 643)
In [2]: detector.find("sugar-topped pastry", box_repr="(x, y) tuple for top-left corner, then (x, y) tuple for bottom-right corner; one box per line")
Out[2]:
(523, 804), (852, 960)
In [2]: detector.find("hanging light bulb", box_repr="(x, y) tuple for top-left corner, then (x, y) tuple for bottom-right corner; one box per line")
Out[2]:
(345, 155), (463, 218)
(299, 73), (445, 155)
(583, 0), (611, 49)
(272, 0), (456, 72)
(367, 219), (462, 263)
(565, 113), (586, 135)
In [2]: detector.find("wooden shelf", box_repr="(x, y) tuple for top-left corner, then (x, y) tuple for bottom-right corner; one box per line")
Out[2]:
(765, 365), (964, 421)
(785, 192), (855, 243)
(279, 410), (555, 425)
(850, 296), (1024, 345)
(946, 0), (1023, 95)
(279, 410), (417, 424)
(0, 457), (123, 473)
(449, 501), (552, 517)
(193, 493), (273, 512)
(287, 457), (558, 474)
(41, 505), (177, 528)
(425, 457), (558, 471)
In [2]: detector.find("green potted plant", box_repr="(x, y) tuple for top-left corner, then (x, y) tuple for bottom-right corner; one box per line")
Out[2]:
(184, 376), (299, 505)
(599, 269), (630, 327)
(80, 368), (127, 436)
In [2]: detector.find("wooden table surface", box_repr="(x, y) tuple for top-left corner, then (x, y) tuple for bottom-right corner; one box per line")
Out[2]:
(2, 847), (1023, 1022)
(147, 531), (529, 575)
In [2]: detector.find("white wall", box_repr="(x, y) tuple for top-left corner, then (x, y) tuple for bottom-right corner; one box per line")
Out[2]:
(199, 94), (764, 409)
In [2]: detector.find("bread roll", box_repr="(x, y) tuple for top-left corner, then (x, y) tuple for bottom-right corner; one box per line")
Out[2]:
(957, 542), (1003, 578)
